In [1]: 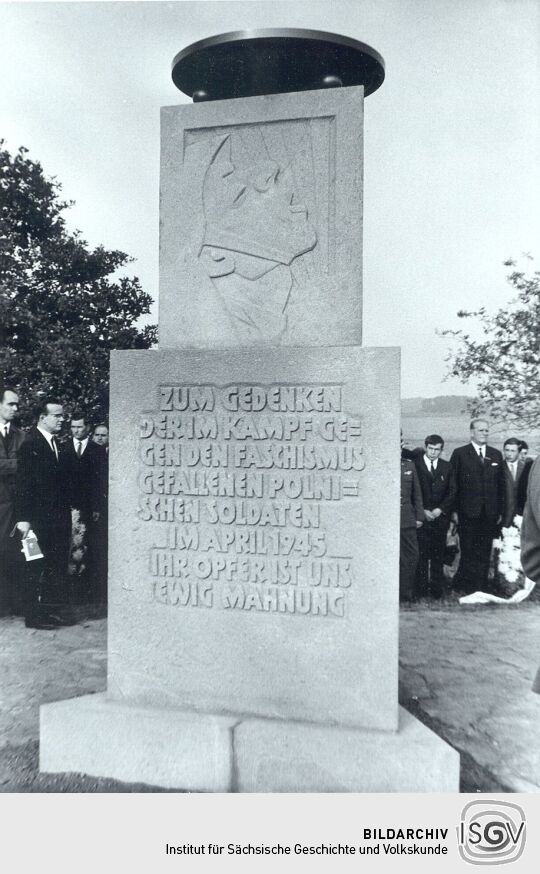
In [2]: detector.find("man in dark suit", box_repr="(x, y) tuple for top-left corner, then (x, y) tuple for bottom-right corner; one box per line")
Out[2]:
(15, 398), (75, 629)
(450, 418), (505, 594)
(502, 437), (527, 527)
(92, 422), (109, 612)
(400, 441), (424, 601)
(64, 412), (106, 605)
(414, 434), (456, 598)
(517, 441), (534, 516)
(0, 385), (26, 615)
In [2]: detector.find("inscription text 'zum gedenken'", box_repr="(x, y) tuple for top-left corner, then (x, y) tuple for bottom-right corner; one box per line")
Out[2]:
(138, 385), (364, 617)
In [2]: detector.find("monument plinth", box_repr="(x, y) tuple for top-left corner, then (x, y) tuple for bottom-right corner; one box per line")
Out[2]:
(40, 30), (459, 792)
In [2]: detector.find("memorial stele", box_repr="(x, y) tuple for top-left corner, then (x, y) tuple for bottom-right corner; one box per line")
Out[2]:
(41, 30), (459, 791)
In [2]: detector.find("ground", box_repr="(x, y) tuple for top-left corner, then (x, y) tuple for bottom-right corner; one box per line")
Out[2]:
(0, 600), (539, 792)
(400, 599), (540, 792)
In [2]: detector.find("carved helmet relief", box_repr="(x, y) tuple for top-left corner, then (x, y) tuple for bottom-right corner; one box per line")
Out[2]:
(197, 132), (317, 343)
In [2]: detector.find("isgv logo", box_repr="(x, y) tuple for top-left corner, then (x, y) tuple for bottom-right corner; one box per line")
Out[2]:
(458, 800), (526, 865)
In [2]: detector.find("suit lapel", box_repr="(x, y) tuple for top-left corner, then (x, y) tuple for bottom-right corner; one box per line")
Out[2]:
(12, 427), (25, 453)
(35, 428), (58, 463)
(0, 426), (25, 455)
(467, 443), (483, 467)
(436, 459), (447, 481)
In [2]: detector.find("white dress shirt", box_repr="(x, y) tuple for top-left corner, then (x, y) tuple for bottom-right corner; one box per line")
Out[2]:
(471, 441), (486, 459)
(507, 460), (518, 480)
(73, 436), (89, 456)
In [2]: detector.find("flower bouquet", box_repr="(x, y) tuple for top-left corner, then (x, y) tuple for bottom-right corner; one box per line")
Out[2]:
(494, 516), (526, 597)
(460, 516), (536, 604)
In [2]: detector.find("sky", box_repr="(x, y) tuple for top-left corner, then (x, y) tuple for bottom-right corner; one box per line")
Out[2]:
(1, 0), (538, 397)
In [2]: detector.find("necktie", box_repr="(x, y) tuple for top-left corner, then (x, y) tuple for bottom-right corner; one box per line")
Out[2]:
(76, 440), (82, 457)
(478, 448), (484, 464)
(430, 460), (435, 475)
(51, 436), (59, 461)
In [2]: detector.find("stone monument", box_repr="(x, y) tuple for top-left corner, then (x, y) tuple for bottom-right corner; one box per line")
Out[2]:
(40, 30), (459, 791)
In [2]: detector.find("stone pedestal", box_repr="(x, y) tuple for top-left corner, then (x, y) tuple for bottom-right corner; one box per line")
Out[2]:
(41, 697), (457, 792)
(40, 81), (459, 791)
(105, 347), (400, 730)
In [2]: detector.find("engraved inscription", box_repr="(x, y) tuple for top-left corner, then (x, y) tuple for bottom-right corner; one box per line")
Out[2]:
(138, 384), (364, 618)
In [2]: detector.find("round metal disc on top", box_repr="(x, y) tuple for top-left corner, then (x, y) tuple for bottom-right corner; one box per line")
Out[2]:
(172, 29), (385, 101)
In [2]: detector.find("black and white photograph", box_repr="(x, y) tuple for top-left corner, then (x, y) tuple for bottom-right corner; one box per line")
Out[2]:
(1, 0), (539, 867)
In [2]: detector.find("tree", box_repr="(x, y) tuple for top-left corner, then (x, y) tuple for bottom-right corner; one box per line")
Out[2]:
(441, 256), (540, 429)
(0, 142), (156, 424)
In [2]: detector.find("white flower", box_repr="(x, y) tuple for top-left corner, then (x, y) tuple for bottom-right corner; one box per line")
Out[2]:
(497, 522), (526, 588)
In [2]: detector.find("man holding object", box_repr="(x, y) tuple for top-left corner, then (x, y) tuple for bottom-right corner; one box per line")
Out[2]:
(15, 398), (75, 629)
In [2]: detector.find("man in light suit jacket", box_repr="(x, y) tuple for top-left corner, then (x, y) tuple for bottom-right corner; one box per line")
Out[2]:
(450, 419), (505, 594)
(520, 455), (540, 693)
(15, 398), (74, 629)
(502, 437), (527, 527)
(0, 385), (26, 615)
(414, 434), (456, 598)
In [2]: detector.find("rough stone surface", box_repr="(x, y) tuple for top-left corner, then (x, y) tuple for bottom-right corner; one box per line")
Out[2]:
(234, 707), (459, 792)
(40, 693), (236, 791)
(159, 87), (364, 350)
(108, 346), (400, 731)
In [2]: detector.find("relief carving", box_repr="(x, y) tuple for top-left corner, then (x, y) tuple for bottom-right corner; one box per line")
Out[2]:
(199, 134), (316, 341)
(182, 119), (333, 344)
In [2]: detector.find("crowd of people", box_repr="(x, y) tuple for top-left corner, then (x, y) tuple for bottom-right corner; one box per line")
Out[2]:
(0, 384), (109, 628)
(400, 419), (534, 601)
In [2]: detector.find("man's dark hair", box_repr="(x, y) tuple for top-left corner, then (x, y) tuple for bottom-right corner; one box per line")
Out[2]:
(519, 440), (529, 451)
(35, 397), (63, 420)
(425, 434), (444, 448)
(504, 437), (521, 448)
(71, 411), (88, 426)
(0, 384), (17, 404)
(93, 422), (108, 432)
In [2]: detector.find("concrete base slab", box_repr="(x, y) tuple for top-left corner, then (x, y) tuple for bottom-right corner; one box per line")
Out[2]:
(40, 696), (459, 792)
(235, 707), (459, 792)
(40, 693), (237, 791)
